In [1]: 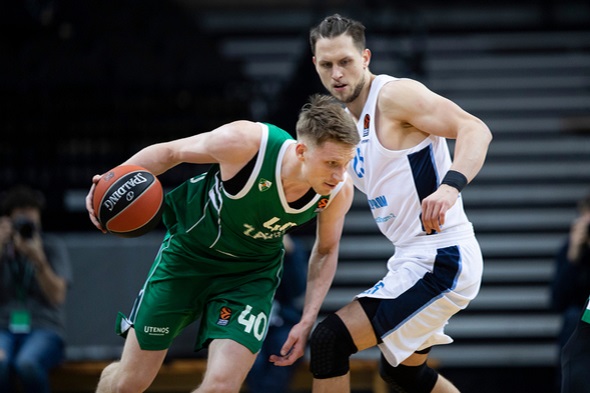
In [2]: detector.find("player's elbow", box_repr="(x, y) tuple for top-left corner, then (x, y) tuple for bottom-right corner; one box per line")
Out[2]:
(312, 242), (339, 261)
(477, 118), (493, 144)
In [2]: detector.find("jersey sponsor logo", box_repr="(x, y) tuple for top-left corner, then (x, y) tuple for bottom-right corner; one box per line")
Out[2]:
(243, 217), (297, 240)
(258, 178), (272, 192)
(217, 306), (233, 326)
(314, 198), (329, 212)
(363, 114), (370, 137)
(144, 325), (170, 336)
(375, 213), (396, 223)
(368, 195), (388, 210)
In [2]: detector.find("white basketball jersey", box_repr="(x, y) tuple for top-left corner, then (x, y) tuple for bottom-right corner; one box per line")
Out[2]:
(348, 75), (473, 247)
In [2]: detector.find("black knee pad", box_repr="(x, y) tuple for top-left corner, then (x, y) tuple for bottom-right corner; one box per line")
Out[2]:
(309, 314), (358, 379)
(379, 355), (438, 393)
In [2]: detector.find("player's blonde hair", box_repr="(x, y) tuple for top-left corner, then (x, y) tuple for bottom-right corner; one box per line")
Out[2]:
(295, 94), (359, 147)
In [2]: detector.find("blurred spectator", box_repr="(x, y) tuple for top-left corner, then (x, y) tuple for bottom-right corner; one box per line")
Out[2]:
(0, 185), (72, 393)
(550, 192), (590, 388)
(245, 234), (308, 393)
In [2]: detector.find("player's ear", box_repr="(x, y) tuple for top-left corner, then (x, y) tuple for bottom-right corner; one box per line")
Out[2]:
(295, 143), (307, 161)
(312, 56), (317, 66)
(362, 49), (371, 68)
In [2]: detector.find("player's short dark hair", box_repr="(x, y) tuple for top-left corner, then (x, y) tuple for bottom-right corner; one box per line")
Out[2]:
(309, 13), (366, 55)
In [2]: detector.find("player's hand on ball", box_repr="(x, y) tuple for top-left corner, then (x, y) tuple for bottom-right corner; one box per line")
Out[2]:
(86, 174), (106, 233)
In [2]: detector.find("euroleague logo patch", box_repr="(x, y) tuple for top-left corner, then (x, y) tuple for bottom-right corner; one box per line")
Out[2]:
(363, 114), (370, 137)
(216, 306), (232, 326)
(314, 198), (329, 213)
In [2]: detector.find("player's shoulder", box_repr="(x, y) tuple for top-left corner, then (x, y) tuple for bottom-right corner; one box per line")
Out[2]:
(378, 77), (431, 110)
(217, 120), (263, 142)
(379, 77), (425, 97)
(224, 120), (262, 134)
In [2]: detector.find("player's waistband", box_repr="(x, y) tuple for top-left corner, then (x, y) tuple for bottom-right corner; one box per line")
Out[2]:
(394, 222), (476, 251)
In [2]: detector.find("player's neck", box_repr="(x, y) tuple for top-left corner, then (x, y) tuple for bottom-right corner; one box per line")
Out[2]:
(346, 73), (375, 121)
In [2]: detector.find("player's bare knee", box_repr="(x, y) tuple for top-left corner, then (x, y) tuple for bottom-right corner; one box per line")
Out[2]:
(96, 362), (120, 393)
(106, 364), (153, 393)
(379, 355), (438, 393)
(309, 314), (358, 379)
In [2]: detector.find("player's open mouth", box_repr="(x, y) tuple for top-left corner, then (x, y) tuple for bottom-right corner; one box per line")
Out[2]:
(333, 83), (347, 91)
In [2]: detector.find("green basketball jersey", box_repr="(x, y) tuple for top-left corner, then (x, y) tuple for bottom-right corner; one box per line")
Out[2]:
(161, 123), (332, 263)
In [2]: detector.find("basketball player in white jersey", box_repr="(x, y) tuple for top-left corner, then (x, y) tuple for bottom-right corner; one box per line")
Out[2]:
(270, 14), (492, 393)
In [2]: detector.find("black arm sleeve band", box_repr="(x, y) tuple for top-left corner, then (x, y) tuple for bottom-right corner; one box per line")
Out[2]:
(441, 170), (468, 192)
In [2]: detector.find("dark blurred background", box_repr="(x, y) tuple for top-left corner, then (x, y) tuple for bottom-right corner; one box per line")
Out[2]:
(2, 1), (590, 392)
(2, 0), (589, 232)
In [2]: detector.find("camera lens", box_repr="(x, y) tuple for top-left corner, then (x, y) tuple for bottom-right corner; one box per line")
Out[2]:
(13, 218), (36, 239)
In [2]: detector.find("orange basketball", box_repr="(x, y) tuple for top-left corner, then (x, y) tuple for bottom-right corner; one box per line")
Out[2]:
(92, 164), (164, 238)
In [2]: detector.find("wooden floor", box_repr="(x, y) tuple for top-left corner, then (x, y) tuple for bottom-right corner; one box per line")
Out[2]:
(50, 358), (390, 393)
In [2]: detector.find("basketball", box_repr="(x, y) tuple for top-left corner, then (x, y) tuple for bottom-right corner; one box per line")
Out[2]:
(92, 164), (164, 238)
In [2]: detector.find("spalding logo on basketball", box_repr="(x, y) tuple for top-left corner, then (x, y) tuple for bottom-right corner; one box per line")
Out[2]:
(93, 165), (164, 238)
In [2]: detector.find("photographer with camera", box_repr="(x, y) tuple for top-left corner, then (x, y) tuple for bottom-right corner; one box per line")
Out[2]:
(551, 192), (590, 390)
(0, 185), (72, 393)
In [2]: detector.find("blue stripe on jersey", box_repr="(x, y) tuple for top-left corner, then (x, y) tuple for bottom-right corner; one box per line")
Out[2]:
(373, 245), (462, 338)
(408, 144), (438, 203)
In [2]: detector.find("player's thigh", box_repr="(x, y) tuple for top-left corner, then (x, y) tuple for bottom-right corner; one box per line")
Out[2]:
(335, 300), (378, 351)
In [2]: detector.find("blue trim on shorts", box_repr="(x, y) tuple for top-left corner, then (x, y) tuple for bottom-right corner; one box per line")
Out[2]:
(373, 245), (462, 338)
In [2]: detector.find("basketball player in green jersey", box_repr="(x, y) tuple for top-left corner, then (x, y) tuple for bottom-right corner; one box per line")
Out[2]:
(85, 94), (360, 393)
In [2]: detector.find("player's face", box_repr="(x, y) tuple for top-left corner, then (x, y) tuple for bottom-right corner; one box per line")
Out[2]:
(300, 140), (355, 195)
(313, 34), (368, 104)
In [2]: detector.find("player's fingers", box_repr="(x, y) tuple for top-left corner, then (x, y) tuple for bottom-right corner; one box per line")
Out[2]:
(85, 183), (96, 213)
(269, 351), (299, 367)
(421, 201), (435, 233)
(269, 338), (303, 366)
(86, 178), (106, 232)
(438, 206), (446, 228)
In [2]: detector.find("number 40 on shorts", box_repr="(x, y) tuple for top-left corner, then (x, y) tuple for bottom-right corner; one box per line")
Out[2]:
(238, 305), (268, 341)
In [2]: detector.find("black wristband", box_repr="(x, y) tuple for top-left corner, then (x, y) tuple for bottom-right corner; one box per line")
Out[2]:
(441, 170), (468, 192)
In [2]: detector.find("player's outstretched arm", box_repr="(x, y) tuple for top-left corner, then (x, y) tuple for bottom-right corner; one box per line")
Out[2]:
(270, 178), (354, 366)
(85, 121), (263, 231)
(121, 120), (262, 177)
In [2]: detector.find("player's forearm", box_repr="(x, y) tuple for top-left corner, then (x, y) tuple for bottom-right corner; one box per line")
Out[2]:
(122, 143), (180, 176)
(450, 120), (492, 182)
(299, 250), (338, 326)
